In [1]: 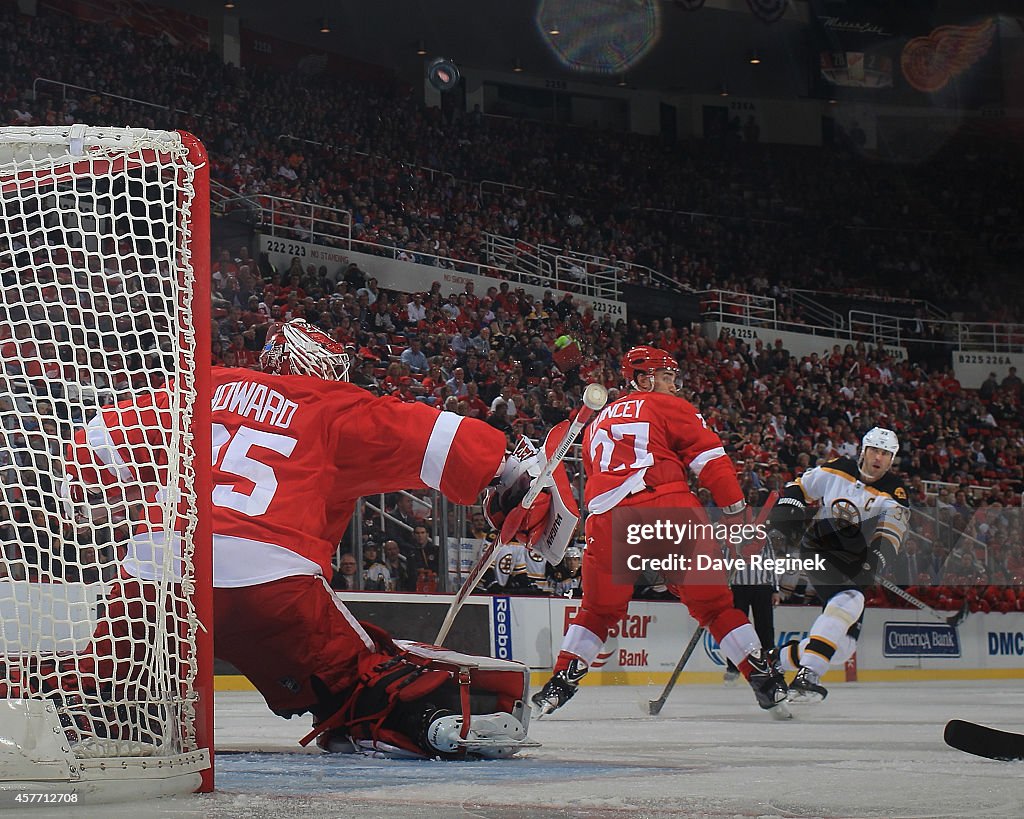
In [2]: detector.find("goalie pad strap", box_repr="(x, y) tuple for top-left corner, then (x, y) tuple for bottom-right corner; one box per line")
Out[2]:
(301, 638), (531, 758)
(459, 670), (471, 740)
(299, 646), (452, 753)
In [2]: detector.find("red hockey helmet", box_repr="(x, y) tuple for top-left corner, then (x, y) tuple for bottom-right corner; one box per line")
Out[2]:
(621, 345), (677, 385)
(260, 319), (351, 381)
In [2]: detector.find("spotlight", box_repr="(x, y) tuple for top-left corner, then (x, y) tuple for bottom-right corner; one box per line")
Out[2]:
(415, 40), (427, 56)
(319, 17), (331, 33)
(224, 0), (235, 7)
(617, 76), (627, 87)
(512, 58), (524, 73)
(748, 51), (761, 65)
(719, 84), (729, 97)
(427, 57), (461, 92)
(548, 24), (561, 35)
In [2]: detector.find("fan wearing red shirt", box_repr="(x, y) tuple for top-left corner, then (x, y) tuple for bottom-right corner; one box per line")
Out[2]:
(64, 320), (576, 759)
(531, 346), (788, 717)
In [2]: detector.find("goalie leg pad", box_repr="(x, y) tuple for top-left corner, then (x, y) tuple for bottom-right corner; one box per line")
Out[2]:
(330, 648), (455, 757)
(304, 638), (534, 759)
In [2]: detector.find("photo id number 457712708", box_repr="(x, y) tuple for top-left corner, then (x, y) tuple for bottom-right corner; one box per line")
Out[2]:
(7, 792), (80, 805)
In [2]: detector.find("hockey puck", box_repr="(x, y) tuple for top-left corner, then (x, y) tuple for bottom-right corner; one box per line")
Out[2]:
(583, 382), (609, 411)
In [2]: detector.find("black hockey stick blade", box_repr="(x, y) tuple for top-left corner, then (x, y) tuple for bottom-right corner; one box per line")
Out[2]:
(946, 600), (970, 628)
(944, 720), (1024, 761)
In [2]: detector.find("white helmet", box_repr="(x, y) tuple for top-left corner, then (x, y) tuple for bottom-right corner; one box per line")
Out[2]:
(260, 319), (351, 381)
(564, 546), (583, 560)
(861, 427), (899, 456)
(859, 426), (899, 478)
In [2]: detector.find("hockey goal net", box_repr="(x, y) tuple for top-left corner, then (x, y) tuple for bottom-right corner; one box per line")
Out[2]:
(0, 126), (212, 796)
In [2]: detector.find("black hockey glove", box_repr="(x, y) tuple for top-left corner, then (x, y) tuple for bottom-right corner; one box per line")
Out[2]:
(863, 538), (898, 578)
(768, 496), (810, 544)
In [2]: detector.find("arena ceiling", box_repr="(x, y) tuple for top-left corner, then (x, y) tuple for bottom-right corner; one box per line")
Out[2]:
(153, 0), (1024, 97)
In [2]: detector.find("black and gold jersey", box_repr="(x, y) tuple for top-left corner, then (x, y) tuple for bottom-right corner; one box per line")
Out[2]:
(790, 456), (910, 554)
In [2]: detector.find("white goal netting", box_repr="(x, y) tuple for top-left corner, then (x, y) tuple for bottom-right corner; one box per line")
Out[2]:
(0, 126), (211, 790)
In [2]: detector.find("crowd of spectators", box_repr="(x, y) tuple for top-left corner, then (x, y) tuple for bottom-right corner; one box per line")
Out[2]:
(1, 227), (172, 586)
(1, 5), (1022, 612)
(2, 5), (1022, 326)
(206, 240), (1024, 610)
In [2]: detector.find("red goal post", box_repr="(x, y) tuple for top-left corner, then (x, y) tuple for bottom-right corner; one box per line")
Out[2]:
(0, 126), (212, 796)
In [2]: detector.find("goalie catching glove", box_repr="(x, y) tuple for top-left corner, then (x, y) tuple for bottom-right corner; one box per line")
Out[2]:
(484, 421), (579, 565)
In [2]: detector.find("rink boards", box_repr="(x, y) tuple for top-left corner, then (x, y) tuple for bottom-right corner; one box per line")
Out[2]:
(215, 592), (1024, 688)
(1, 583), (1017, 689)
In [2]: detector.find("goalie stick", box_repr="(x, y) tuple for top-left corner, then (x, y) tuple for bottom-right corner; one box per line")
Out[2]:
(872, 573), (970, 627)
(944, 720), (1024, 761)
(434, 383), (608, 645)
(647, 491), (779, 716)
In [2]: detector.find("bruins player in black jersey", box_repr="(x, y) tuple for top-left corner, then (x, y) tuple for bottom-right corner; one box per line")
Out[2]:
(767, 427), (909, 703)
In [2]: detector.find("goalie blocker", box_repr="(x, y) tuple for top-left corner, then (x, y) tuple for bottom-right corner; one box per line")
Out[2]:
(301, 623), (534, 759)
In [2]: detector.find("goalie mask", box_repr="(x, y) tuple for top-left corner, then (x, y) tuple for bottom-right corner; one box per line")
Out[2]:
(261, 319), (351, 381)
(858, 426), (899, 482)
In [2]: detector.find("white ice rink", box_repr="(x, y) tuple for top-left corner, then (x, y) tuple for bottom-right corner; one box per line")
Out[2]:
(25, 680), (1023, 819)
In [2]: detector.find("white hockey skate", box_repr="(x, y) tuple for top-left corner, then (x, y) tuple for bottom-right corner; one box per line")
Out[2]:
(426, 712), (537, 759)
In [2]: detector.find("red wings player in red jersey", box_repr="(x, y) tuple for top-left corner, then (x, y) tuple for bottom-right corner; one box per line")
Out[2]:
(64, 320), (577, 759)
(531, 346), (788, 717)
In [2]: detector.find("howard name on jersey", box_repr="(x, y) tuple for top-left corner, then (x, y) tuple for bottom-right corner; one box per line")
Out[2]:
(65, 368), (507, 587)
(790, 456), (910, 556)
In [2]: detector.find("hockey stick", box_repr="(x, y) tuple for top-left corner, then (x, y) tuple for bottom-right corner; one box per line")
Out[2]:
(873, 573), (970, 627)
(433, 383), (608, 645)
(648, 625), (704, 716)
(944, 719), (1024, 761)
(647, 491), (779, 716)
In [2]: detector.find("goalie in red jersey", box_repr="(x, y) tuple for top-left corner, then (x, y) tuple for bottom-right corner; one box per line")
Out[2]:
(63, 319), (578, 759)
(531, 346), (789, 717)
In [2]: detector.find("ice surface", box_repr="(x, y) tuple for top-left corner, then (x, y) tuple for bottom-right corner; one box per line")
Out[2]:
(20, 681), (1024, 818)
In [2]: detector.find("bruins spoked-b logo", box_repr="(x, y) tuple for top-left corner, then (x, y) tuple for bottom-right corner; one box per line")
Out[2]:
(829, 498), (862, 537)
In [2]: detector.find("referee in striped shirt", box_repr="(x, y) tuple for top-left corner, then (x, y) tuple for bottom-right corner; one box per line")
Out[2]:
(723, 540), (781, 684)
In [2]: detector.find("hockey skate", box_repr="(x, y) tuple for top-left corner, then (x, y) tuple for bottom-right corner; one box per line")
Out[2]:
(531, 659), (587, 718)
(426, 711), (535, 759)
(322, 703), (535, 760)
(787, 666), (828, 704)
(722, 667), (741, 687)
(746, 648), (791, 719)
